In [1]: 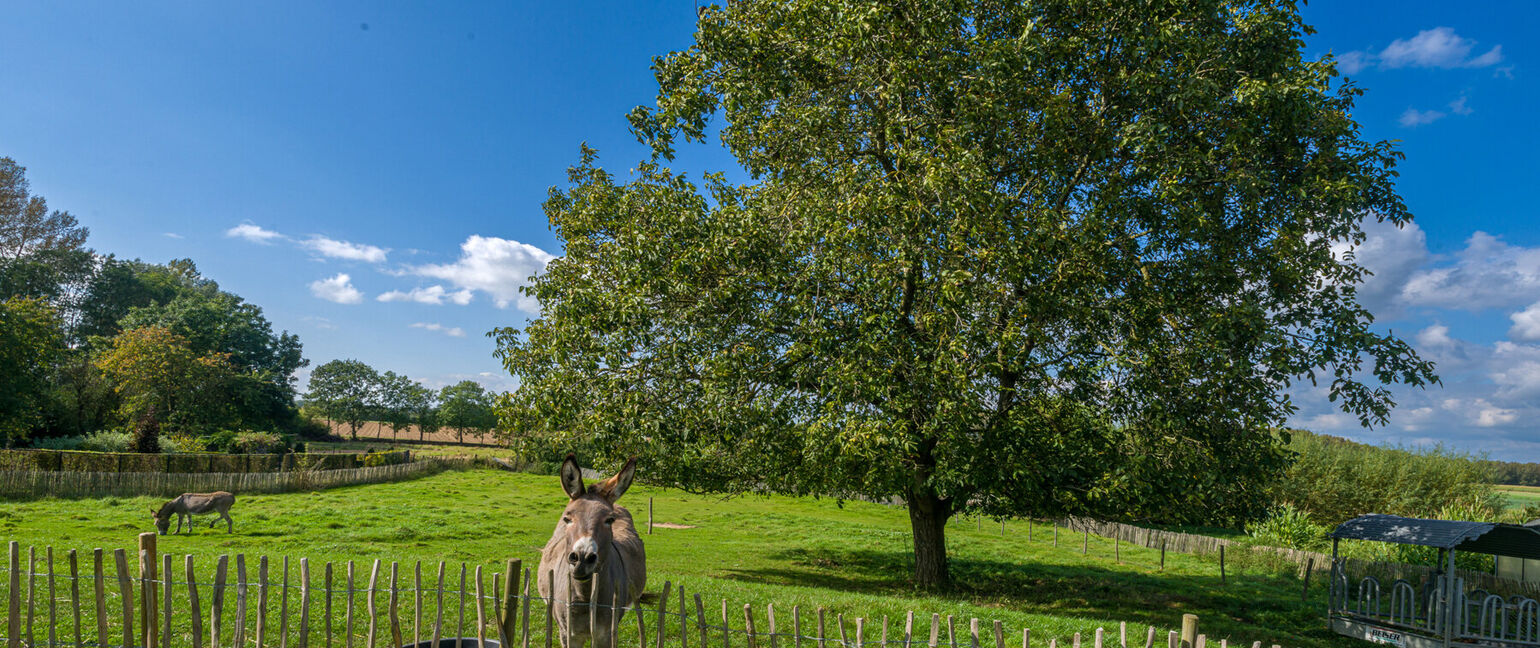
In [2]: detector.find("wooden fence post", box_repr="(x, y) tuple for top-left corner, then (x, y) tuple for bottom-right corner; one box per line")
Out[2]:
(1179, 615), (1198, 648)
(188, 556), (204, 648)
(113, 548), (133, 648)
(1218, 547), (1225, 585)
(1160, 543), (1166, 572)
(1083, 530), (1089, 555)
(1301, 559), (1314, 602)
(502, 560), (521, 648)
(7, 542), (19, 648)
(139, 533), (158, 648)
(70, 549), (82, 648)
(649, 498), (655, 535)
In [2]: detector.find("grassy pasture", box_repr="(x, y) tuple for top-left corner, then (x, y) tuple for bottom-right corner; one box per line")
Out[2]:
(1498, 485), (1540, 510)
(0, 469), (1335, 647)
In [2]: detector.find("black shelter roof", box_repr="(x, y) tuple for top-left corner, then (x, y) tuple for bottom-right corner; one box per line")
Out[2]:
(1332, 514), (1540, 560)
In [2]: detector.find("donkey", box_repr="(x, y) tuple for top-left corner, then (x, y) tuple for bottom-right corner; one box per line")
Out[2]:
(537, 455), (646, 648)
(151, 491), (236, 535)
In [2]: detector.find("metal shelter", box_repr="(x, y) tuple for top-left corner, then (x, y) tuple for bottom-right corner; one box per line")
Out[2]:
(1329, 513), (1540, 647)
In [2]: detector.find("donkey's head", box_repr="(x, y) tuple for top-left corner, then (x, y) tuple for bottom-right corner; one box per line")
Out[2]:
(555, 454), (636, 582)
(150, 504), (173, 536)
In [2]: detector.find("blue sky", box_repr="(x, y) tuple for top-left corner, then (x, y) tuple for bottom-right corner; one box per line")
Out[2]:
(2, 3), (1537, 459)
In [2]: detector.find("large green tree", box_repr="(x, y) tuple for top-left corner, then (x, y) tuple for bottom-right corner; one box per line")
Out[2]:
(377, 371), (431, 441)
(94, 326), (237, 437)
(0, 157), (89, 260)
(493, 0), (1437, 587)
(438, 381), (496, 444)
(0, 298), (65, 442)
(306, 359), (381, 439)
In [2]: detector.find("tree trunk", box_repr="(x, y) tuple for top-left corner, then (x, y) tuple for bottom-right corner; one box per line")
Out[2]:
(906, 489), (951, 589)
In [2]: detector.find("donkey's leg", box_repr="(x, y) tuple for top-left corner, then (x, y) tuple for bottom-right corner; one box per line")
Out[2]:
(223, 510), (233, 533)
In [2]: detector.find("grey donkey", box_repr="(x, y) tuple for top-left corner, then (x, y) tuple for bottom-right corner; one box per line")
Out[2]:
(152, 491), (236, 535)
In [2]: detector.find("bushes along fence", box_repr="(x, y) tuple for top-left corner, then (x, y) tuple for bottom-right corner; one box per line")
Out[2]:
(0, 458), (479, 499)
(0, 449), (411, 474)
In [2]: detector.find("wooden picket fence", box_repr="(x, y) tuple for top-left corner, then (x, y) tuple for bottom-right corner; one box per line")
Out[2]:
(0, 537), (1287, 648)
(0, 459), (479, 500)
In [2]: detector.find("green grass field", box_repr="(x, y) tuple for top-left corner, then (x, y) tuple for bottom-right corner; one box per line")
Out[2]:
(0, 468), (1334, 647)
(306, 440), (514, 459)
(1498, 485), (1540, 510)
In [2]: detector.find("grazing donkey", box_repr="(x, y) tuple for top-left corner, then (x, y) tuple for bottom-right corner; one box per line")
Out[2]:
(537, 455), (646, 648)
(151, 491), (236, 535)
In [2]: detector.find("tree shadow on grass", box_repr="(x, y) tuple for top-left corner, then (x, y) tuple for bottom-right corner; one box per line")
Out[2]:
(717, 547), (1335, 646)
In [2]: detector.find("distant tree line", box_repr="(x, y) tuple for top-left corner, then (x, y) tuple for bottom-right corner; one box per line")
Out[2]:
(304, 359), (498, 444)
(0, 156), (308, 449)
(1482, 460), (1540, 487)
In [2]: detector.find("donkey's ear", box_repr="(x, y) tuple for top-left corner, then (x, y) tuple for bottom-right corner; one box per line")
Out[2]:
(595, 456), (637, 504)
(559, 454), (586, 500)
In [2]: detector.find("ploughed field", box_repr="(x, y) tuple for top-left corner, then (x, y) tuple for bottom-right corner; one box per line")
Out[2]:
(0, 469), (1335, 646)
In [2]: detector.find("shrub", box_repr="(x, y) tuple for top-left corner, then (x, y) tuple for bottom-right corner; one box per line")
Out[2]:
(79, 430), (133, 453)
(158, 434), (208, 454)
(229, 431), (285, 454)
(1271, 431), (1498, 526)
(1245, 504), (1330, 551)
(362, 451), (408, 467)
(131, 409), (161, 454)
(30, 436), (83, 450)
(202, 429), (238, 453)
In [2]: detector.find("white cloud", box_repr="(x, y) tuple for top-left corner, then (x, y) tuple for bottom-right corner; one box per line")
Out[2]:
(1335, 50), (1373, 75)
(409, 322), (466, 338)
(1511, 303), (1540, 342)
(1448, 96), (1473, 116)
(1492, 342), (1540, 401)
(309, 273), (364, 304)
(1471, 399), (1520, 427)
(1335, 28), (1504, 76)
(302, 316), (337, 330)
(163, 232), (184, 239)
(1379, 27), (1502, 69)
(404, 235), (554, 312)
(226, 223), (286, 244)
(1331, 218), (1429, 316)
(301, 236), (388, 264)
(377, 285), (475, 306)
(1400, 232), (1540, 310)
(1399, 107), (1446, 127)
(1415, 324), (1455, 350)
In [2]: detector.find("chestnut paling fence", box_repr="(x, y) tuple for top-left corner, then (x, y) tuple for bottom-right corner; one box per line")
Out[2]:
(0, 538), (1287, 648)
(0, 459), (486, 500)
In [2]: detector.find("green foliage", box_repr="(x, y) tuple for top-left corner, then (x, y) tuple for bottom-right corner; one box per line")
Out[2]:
(0, 157), (89, 260)
(118, 285), (306, 416)
(305, 359), (380, 439)
(228, 430), (285, 454)
(95, 326), (240, 435)
(0, 297), (64, 441)
(376, 371), (434, 441)
(1272, 431), (1498, 526)
(30, 436), (82, 450)
(1484, 460), (1540, 487)
(79, 430), (133, 453)
(436, 381), (495, 443)
(157, 433), (208, 454)
(361, 451), (408, 467)
(1245, 504), (1330, 551)
(494, 0), (1435, 586)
